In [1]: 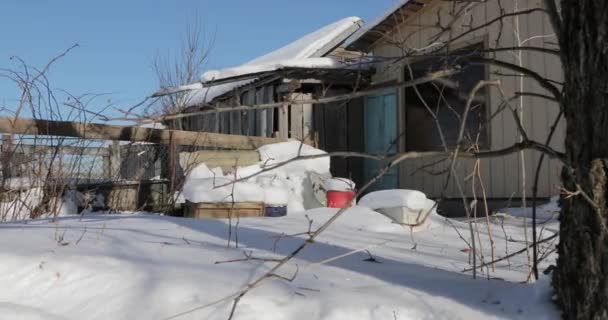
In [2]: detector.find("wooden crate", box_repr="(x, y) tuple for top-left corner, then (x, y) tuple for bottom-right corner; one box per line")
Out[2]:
(184, 201), (265, 219)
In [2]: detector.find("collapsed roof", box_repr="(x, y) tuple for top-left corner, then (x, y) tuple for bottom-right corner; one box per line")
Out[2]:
(153, 17), (365, 107)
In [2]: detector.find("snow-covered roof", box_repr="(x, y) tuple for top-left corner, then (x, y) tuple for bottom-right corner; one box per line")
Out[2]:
(183, 17), (363, 106)
(345, 0), (430, 51)
(200, 57), (344, 84)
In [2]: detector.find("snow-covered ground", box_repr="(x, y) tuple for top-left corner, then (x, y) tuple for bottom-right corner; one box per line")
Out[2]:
(0, 205), (559, 319)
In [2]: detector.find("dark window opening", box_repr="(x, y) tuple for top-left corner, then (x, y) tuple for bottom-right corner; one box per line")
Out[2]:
(404, 43), (489, 151)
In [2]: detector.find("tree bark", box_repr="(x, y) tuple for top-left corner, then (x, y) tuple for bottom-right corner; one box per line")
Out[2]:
(553, 1), (608, 319)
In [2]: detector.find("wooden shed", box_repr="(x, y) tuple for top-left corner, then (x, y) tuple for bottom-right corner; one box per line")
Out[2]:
(344, 0), (564, 202)
(169, 17), (372, 185)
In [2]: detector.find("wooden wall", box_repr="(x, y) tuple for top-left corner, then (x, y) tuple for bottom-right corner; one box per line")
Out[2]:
(368, 0), (564, 199)
(313, 91), (365, 188)
(180, 85), (276, 137)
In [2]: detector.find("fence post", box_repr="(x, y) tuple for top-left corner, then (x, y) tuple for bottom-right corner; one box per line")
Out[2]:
(109, 141), (121, 179)
(278, 101), (289, 139)
(1, 134), (12, 183)
(168, 132), (176, 194)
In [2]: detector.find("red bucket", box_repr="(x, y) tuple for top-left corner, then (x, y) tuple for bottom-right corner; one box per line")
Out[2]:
(326, 190), (356, 208)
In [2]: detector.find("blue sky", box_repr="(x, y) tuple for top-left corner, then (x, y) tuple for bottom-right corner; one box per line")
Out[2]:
(0, 1), (394, 117)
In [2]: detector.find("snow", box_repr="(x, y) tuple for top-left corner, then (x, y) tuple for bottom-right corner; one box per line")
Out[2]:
(139, 121), (166, 129)
(0, 186), (90, 221)
(358, 190), (438, 231)
(201, 57), (344, 83)
(0, 187), (44, 220)
(48, 195), (79, 217)
(358, 189), (435, 211)
(186, 163), (222, 180)
(181, 142), (329, 211)
(257, 141), (329, 175)
(244, 17), (361, 66)
(187, 17), (362, 106)
(323, 178), (356, 192)
(0, 205), (559, 319)
(182, 177), (265, 203)
(497, 196), (560, 221)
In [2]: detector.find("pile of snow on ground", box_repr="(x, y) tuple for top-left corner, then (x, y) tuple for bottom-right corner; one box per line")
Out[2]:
(0, 205), (559, 319)
(182, 141), (330, 212)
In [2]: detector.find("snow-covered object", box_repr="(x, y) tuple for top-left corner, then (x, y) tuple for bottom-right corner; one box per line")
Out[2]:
(182, 177), (264, 203)
(180, 142), (329, 212)
(139, 122), (166, 130)
(187, 163), (222, 180)
(187, 17), (362, 106)
(358, 189), (434, 211)
(358, 189), (437, 231)
(256, 175), (289, 206)
(257, 141), (330, 212)
(258, 141), (329, 175)
(324, 178), (355, 192)
(201, 57), (344, 83)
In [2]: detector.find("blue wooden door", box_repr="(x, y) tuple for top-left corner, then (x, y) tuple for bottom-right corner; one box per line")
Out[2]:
(364, 92), (399, 192)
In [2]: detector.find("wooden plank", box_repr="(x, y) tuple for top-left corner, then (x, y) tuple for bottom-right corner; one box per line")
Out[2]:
(265, 86), (275, 137)
(221, 108), (231, 134)
(255, 88), (267, 137)
(0, 116), (284, 150)
(109, 141), (121, 179)
(313, 103), (326, 149)
(301, 93), (313, 143)
(230, 110), (242, 135)
(290, 93), (304, 140)
(120, 144), (158, 180)
(230, 95), (242, 135)
(278, 102), (289, 139)
(212, 111), (220, 133)
(185, 201), (265, 219)
(244, 91), (256, 136)
(1, 135), (12, 180)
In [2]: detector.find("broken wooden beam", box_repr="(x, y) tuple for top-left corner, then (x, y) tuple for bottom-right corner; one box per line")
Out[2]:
(0, 116), (284, 150)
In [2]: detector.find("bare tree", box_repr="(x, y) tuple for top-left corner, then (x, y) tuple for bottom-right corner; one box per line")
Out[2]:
(153, 14), (214, 130)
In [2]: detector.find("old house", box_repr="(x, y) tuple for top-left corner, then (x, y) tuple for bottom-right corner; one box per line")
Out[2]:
(169, 0), (563, 213)
(171, 17), (372, 183)
(343, 0), (563, 206)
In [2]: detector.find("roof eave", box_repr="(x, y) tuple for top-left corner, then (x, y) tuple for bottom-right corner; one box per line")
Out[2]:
(345, 0), (433, 52)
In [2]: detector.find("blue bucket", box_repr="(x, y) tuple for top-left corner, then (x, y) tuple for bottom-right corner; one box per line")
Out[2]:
(265, 206), (287, 217)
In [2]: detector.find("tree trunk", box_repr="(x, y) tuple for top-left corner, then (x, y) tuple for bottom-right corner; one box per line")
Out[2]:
(553, 1), (608, 319)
